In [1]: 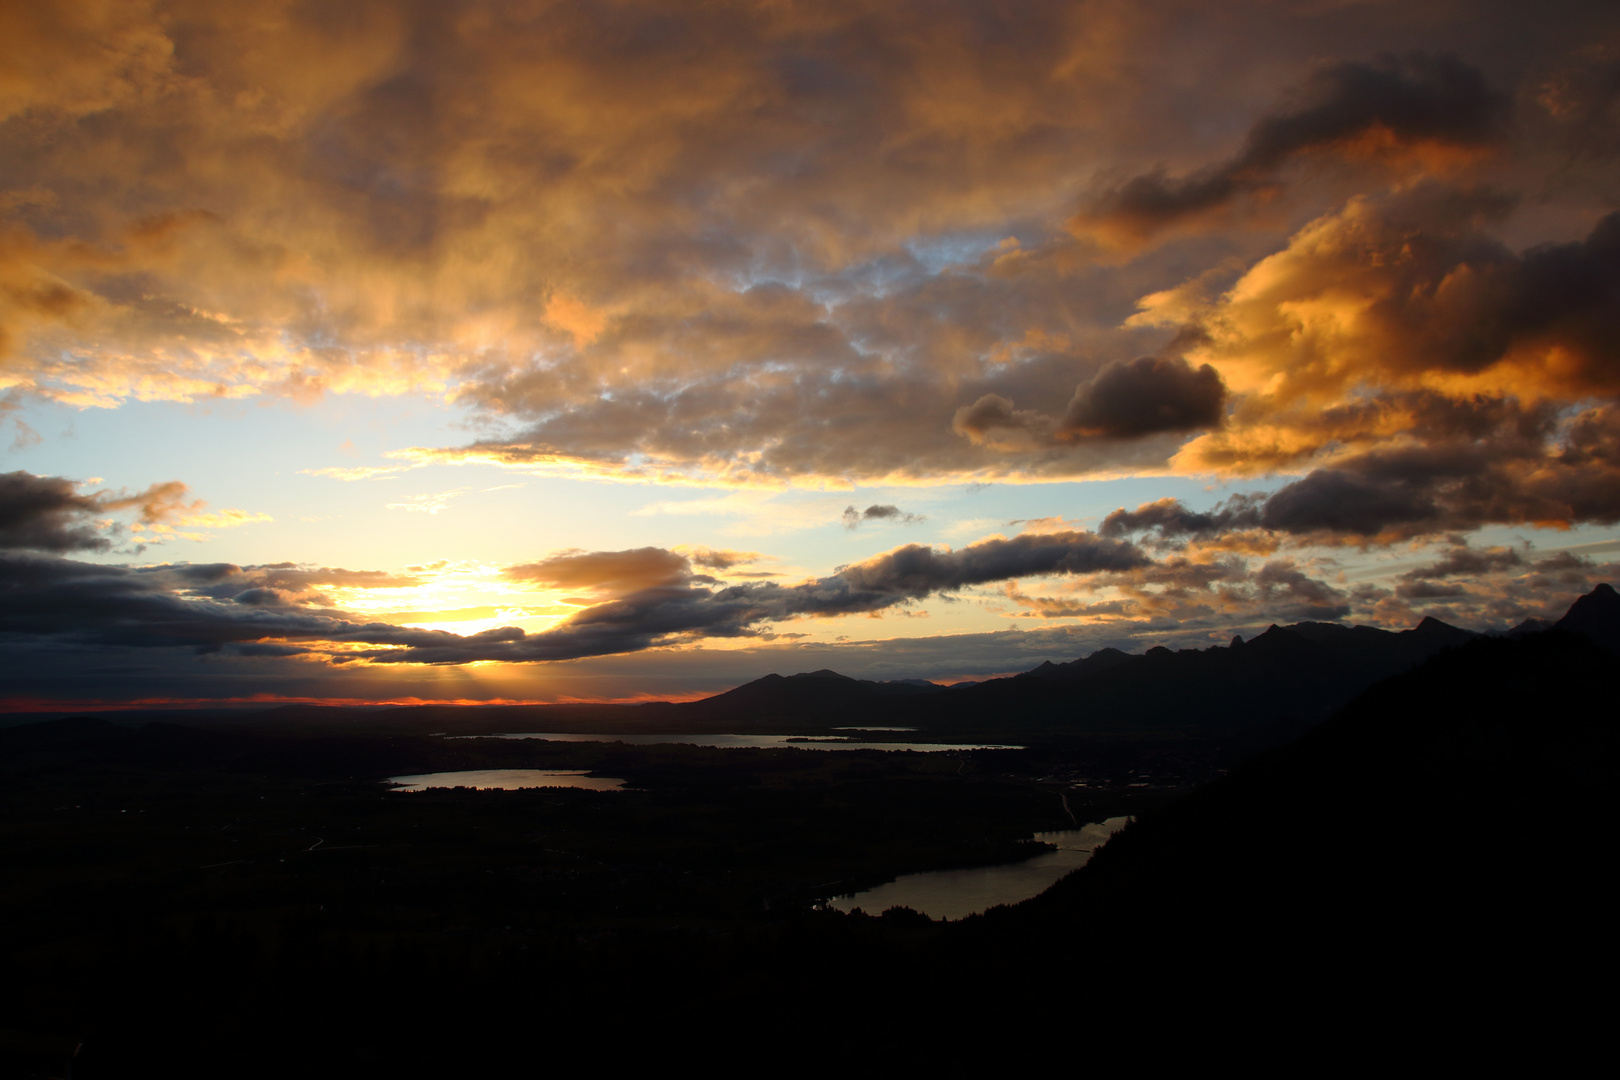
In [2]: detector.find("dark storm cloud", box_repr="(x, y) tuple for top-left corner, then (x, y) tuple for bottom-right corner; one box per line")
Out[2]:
(0, 470), (204, 552)
(1073, 53), (1509, 247)
(0, 471), (114, 552)
(1258, 470), (1439, 535)
(1058, 355), (1226, 440)
(0, 553), (425, 652)
(1494, 212), (1620, 388)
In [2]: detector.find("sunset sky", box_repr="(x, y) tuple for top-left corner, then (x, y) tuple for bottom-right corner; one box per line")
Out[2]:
(3, 0), (1618, 708)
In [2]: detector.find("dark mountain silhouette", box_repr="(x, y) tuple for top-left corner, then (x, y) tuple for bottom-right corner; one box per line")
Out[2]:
(869, 613), (1490, 735)
(679, 668), (944, 723)
(1504, 615), (1553, 636)
(635, 617), (1479, 734)
(1021, 646), (1135, 681)
(665, 583), (1617, 737)
(952, 627), (1616, 1053)
(1553, 580), (1620, 651)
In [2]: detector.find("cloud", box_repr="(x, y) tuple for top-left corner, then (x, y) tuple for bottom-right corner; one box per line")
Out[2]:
(504, 547), (697, 597)
(678, 546), (764, 572)
(1071, 53), (1509, 248)
(1064, 179), (1620, 543)
(946, 352), (1228, 457)
(1003, 548), (1352, 626)
(1104, 399), (1620, 547)
(1257, 469), (1439, 536)
(1058, 355), (1226, 440)
(0, 553), (420, 652)
(5, 2), (1607, 492)
(1168, 188), (1620, 451)
(951, 394), (1053, 451)
(1100, 495), (1264, 540)
(0, 470), (117, 552)
(1400, 544), (1525, 580)
(373, 530), (1152, 664)
(18, 3), (1592, 488)
(0, 470), (248, 552)
(842, 503), (925, 529)
(0, 528), (1152, 675)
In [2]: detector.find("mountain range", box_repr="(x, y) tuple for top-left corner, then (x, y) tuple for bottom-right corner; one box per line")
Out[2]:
(656, 581), (1620, 734)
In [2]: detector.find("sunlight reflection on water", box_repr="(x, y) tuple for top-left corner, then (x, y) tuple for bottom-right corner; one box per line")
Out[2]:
(827, 816), (1131, 921)
(386, 769), (626, 792)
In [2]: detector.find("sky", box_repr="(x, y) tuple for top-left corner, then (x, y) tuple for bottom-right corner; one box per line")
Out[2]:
(2, 0), (1618, 708)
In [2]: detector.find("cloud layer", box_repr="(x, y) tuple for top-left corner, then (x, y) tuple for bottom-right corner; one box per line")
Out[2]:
(1070, 53), (1510, 249)
(3, 2), (1613, 489)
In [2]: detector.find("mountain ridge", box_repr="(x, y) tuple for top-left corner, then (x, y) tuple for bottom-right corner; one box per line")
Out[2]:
(672, 583), (1617, 735)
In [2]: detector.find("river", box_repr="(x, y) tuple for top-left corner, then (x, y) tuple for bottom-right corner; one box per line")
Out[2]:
(826, 815), (1130, 921)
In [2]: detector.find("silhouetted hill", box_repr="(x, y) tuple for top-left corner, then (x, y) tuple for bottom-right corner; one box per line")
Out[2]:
(819, 583), (1615, 737)
(1021, 646), (1135, 681)
(1504, 615), (1553, 636)
(1554, 580), (1620, 652)
(1021, 629), (1616, 922)
(673, 668), (943, 723)
(875, 612), (1484, 736)
(952, 627), (1616, 1054)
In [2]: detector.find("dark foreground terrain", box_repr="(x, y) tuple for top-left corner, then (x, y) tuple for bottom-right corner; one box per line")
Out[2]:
(1, 626), (1615, 1076)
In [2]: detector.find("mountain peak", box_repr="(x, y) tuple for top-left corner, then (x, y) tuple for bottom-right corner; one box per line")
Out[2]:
(1407, 616), (1476, 642)
(791, 669), (854, 682)
(1554, 582), (1620, 651)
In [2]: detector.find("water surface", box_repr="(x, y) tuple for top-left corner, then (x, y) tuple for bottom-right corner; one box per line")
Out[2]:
(828, 816), (1130, 921)
(387, 769), (626, 792)
(468, 732), (1018, 752)
(830, 726), (918, 732)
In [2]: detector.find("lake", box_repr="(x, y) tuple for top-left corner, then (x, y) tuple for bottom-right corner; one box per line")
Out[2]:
(827, 815), (1130, 921)
(465, 732), (1020, 752)
(387, 769), (627, 792)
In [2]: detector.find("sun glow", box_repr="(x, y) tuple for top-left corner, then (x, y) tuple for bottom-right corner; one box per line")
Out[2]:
(322, 562), (579, 636)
